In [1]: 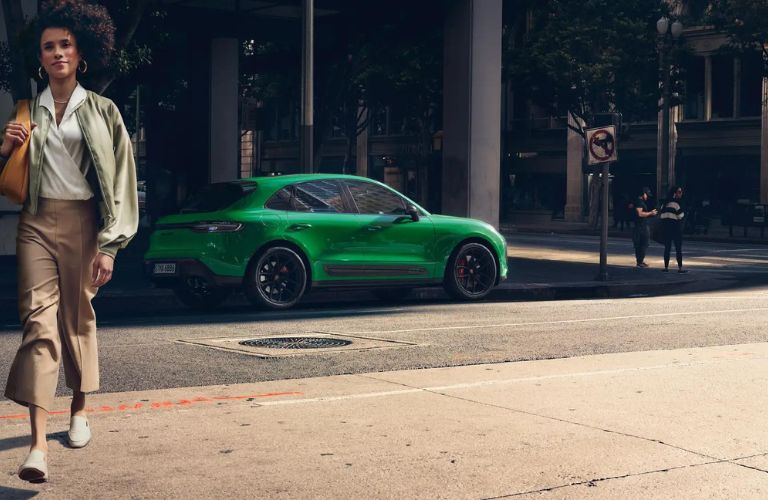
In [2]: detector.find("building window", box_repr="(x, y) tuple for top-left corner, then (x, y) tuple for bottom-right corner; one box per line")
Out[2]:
(740, 52), (763, 117)
(370, 107), (388, 136)
(684, 57), (705, 120)
(711, 55), (734, 119)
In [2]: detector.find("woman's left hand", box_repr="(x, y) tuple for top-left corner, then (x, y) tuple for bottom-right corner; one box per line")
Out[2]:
(92, 253), (114, 288)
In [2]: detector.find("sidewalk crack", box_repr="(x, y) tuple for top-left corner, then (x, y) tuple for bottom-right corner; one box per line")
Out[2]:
(481, 457), (766, 499)
(356, 374), (768, 479)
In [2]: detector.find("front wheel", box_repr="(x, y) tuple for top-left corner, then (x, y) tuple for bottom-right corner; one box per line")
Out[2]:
(245, 247), (307, 310)
(173, 276), (231, 310)
(444, 242), (498, 300)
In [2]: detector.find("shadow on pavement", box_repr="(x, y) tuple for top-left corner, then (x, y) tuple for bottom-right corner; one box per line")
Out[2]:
(0, 486), (38, 499)
(2, 253), (767, 330)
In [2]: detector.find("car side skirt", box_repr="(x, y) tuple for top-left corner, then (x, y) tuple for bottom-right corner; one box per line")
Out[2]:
(312, 278), (441, 289)
(323, 264), (429, 277)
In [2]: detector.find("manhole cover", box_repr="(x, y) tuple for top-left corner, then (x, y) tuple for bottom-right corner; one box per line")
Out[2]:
(239, 337), (353, 349)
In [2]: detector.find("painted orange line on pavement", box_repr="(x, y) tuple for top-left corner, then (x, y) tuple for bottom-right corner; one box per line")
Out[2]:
(0, 391), (303, 420)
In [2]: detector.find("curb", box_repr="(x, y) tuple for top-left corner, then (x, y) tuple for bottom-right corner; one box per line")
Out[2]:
(502, 226), (768, 246)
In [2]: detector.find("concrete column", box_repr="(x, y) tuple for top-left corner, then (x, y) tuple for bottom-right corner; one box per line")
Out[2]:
(0, 0), (37, 256)
(442, 0), (502, 227)
(209, 38), (239, 183)
(761, 76), (768, 203)
(300, 0), (314, 173)
(564, 114), (585, 222)
(704, 56), (713, 121)
(733, 57), (742, 119)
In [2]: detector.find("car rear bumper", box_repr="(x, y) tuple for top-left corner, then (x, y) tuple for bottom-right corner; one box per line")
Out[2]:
(144, 259), (242, 288)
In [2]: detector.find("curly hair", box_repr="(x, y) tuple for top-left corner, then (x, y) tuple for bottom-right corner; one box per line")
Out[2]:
(35, 0), (115, 70)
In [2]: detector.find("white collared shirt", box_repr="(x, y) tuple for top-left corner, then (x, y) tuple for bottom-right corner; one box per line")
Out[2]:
(38, 83), (94, 200)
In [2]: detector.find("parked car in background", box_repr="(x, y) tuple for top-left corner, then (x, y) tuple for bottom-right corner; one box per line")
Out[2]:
(144, 174), (508, 310)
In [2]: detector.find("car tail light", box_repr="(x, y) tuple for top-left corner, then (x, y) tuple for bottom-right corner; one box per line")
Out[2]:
(155, 221), (245, 232)
(190, 221), (244, 233)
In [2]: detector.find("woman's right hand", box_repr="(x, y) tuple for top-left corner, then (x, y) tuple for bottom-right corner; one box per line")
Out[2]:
(1, 121), (36, 157)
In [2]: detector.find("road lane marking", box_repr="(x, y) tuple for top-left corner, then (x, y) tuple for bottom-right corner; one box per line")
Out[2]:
(1, 355), (759, 419)
(0, 391), (303, 420)
(255, 358), (756, 407)
(322, 307), (768, 334)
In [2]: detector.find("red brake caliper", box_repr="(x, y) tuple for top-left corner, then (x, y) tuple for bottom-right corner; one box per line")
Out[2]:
(457, 258), (466, 278)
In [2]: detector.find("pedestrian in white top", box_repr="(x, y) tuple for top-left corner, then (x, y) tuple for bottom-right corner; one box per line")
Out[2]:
(660, 186), (687, 273)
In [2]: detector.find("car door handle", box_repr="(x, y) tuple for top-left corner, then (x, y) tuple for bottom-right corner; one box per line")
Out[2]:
(367, 225), (383, 231)
(288, 223), (312, 231)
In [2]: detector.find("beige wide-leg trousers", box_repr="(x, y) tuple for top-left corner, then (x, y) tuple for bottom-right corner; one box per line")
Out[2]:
(5, 198), (99, 412)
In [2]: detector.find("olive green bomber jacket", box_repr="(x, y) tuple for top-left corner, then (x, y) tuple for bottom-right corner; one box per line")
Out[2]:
(0, 91), (138, 258)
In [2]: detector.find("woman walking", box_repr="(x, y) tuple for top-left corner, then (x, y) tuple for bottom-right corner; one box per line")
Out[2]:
(660, 186), (687, 273)
(0, 0), (137, 482)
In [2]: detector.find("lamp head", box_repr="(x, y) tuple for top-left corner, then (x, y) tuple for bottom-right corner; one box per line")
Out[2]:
(671, 20), (683, 38)
(656, 16), (669, 35)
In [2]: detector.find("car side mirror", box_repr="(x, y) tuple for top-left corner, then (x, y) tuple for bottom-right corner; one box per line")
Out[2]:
(406, 204), (420, 222)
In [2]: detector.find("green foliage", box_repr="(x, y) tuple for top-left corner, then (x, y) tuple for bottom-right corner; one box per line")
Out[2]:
(708, 0), (768, 73)
(240, 2), (442, 167)
(504, 0), (668, 126)
(0, 0), (166, 97)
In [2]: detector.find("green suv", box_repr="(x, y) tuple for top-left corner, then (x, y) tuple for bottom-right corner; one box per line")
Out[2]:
(144, 174), (508, 310)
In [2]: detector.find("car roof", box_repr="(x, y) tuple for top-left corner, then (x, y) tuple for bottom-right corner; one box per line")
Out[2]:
(239, 173), (378, 189)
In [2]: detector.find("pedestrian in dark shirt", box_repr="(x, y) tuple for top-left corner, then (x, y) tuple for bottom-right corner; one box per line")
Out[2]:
(633, 186), (657, 267)
(660, 186), (687, 273)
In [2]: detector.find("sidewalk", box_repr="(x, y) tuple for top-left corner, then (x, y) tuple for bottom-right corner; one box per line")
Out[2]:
(2, 342), (767, 498)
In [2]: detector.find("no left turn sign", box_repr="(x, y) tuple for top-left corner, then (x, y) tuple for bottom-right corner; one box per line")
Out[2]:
(586, 126), (618, 165)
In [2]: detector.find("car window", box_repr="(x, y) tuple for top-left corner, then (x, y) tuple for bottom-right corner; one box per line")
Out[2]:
(345, 180), (407, 215)
(265, 181), (345, 213)
(294, 180), (345, 212)
(265, 187), (292, 210)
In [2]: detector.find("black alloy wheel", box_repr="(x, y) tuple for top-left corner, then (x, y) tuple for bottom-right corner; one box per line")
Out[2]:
(174, 275), (232, 310)
(444, 242), (497, 300)
(246, 246), (307, 309)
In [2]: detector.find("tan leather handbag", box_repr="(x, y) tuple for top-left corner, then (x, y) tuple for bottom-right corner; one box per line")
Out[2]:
(0, 100), (31, 204)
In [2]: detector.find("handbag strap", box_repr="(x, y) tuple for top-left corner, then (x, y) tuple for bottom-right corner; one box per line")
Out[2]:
(15, 99), (30, 130)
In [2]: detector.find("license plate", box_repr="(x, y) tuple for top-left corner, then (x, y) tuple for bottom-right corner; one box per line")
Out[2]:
(153, 263), (177, 275)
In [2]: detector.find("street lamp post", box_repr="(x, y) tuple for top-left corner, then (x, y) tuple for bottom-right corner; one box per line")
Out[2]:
(657, 16), (683, 199)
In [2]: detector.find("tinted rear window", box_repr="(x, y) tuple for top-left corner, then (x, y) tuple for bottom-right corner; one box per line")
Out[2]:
(180, 182), (256, 213)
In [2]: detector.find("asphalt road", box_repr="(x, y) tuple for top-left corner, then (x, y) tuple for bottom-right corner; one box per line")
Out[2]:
(2, 285), (768, 400)
(1, 233), (768, 400)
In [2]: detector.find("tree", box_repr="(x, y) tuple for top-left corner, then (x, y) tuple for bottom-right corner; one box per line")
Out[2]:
(0, 0), (166, 100)
(240, 0), (442, 190)
(504, 0), (668, 133)
(708, 0), (768, 74)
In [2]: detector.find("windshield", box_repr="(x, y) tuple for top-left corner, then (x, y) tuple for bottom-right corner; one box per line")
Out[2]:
(179, 182), (257, 213)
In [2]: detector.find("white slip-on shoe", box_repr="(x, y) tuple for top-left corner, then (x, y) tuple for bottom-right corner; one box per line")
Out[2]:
(67, 415), (92, 448)
(18, 449), (48, 482)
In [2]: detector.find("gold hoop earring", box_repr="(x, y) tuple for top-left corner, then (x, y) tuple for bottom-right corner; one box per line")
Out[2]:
(38, 66), (46, 80)
(78, 60), (88, 74)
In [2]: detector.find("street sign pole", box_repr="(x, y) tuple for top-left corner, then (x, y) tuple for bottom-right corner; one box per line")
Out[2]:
(585, 125), (617, 282)
(596, 161), (611, 281)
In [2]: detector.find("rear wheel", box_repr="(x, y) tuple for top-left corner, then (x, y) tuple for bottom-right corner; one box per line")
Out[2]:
(245, 246), (307, 309)
(444, 242), (497, 300)
(173, 276), (231, 310)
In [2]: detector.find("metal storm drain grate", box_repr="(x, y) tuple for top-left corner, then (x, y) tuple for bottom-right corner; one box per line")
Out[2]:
(176, 333), (418, 358)
(239, 337), (352, 349)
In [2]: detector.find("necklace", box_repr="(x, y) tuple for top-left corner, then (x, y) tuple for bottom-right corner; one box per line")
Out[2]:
(53, 98), (70, 104)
